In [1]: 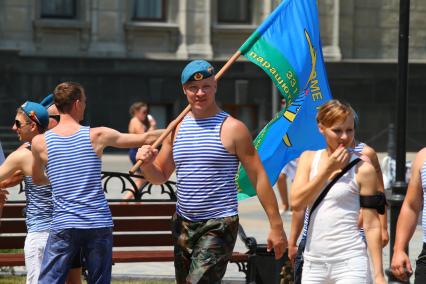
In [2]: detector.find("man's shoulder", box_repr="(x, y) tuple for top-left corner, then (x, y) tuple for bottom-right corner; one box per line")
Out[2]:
(7, 146), (31, 163)
(90, 126), (113, 136)
(413, 148), (426, 168)
(221, 115), (251, 142)
(14, 146), (30, 156)
(89, 126), (122, 149)
(32, 134), (46, 150)
(222, 115), (247, 132)
(417, 147), (426, 159)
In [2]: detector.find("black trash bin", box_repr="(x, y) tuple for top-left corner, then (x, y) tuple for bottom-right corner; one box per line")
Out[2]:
(247, 244), (293, 284)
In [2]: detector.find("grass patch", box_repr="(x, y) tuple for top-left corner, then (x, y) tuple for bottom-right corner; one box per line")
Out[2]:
(0, 275), (25, 284)
(0, 275), (174, 284)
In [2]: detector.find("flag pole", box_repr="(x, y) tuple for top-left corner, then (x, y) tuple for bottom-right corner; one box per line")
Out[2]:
(129, 50), (242, 174)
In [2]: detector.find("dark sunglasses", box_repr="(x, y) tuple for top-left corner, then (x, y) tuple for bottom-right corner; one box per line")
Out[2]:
(15, 120), (30, 129)
(49, 115), (60, 122)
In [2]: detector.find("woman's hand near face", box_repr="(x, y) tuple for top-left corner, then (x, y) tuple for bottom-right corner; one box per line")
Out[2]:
(324, 145), (350, 176)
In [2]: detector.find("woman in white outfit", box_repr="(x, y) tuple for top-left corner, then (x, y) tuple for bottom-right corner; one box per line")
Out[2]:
(291, 100), (386, 284)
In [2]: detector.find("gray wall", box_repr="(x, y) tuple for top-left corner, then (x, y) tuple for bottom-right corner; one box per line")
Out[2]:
(1, 51), (426, 152)
(319, 0), (426, 59)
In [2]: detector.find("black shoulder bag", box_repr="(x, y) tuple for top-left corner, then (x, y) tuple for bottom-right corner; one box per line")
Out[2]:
(294, 157), (361, 284)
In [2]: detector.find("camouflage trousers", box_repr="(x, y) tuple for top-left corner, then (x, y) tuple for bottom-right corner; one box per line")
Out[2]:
(171, 213), (239, 284)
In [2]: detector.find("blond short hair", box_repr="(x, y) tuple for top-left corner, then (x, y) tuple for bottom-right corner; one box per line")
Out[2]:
(316, 100), (355, 128)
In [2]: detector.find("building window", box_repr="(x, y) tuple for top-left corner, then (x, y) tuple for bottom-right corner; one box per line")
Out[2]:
(133, 0), (166, 21)
(217, 0), (252, 24)
(40, 0), (76, 19)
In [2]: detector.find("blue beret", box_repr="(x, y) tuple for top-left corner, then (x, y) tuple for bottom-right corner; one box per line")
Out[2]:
(181, 60), (215, 84)
(20, 101), (49, 129)
(40, 93), (54, 109)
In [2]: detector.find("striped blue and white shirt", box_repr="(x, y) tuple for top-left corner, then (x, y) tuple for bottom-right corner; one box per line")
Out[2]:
(173, 111), (239, 221)
(23, 175), (53, 233)
(45, 126), (113, 230)
(421, 160), (426, 243)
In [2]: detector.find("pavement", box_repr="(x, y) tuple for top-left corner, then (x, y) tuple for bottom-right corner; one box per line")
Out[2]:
(5, 153), (424, 282)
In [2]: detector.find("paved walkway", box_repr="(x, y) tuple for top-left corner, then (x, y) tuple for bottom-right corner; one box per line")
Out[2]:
(6, 153), (424, 282)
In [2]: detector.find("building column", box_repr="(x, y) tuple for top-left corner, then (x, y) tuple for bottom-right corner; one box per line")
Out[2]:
(177, 0), (213, 59)
(323, 0), (342, 60)
(176, 0), (188, 58)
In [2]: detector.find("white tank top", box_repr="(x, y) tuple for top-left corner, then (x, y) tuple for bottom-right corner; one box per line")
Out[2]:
(304, 149), (367, 262)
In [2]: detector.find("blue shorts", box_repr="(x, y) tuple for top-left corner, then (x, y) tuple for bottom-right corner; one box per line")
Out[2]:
(38, 227), (113, 284)
(129, 148), (138, 165)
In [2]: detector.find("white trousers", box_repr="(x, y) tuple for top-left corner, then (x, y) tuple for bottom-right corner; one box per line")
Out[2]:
(24, 231), (49, 284)
(302, 254), (371, 284)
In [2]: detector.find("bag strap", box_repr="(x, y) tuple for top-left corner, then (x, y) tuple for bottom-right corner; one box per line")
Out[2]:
(307, 157), (362, 226)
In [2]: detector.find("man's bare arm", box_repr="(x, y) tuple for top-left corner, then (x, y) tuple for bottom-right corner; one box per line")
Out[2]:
(0, 150), (25, 182)
(92, 127), (164, 154)
(138, 132), (176, 185)
(0, 171), (24, 189)
(230, 118), (287, 259)
(391, 148), (425, 281)
(31, 135), (50, 185)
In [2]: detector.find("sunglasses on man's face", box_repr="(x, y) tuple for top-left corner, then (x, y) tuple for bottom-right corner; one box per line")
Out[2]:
(49, 115), (60, 122)
(14, 120), (30, 129)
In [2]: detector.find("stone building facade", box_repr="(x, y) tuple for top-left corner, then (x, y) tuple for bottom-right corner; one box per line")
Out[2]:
(0, 0), (426, 153)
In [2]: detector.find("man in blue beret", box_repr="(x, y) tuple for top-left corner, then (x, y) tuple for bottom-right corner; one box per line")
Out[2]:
(0, 101), (54, 283)
(0, 96), (84, 283)
(137, 60), (287, 283)
(0, 93), (61, 188)
(0, 93), (62, 188)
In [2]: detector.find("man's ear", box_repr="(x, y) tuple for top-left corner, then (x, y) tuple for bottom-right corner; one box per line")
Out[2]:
(30, 122), (38, 133)
(75, 99), (83, 111)
(182, 84), (188, 95)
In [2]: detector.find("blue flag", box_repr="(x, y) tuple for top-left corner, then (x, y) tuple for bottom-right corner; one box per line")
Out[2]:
(236, 0), (332, 200)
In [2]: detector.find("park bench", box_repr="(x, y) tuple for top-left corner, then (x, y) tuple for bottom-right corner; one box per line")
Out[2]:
(0, 171), (289, 283)
(101, 171), (253, 280)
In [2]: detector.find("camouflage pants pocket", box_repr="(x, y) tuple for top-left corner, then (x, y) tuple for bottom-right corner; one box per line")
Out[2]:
(172, 214), (239, 284)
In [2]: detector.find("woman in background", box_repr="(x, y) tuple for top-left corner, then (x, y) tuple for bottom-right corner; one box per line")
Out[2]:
(126, 102), (157, 198)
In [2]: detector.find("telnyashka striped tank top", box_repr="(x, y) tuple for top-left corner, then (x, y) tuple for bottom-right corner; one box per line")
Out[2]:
(23, 174), (53, 233)
(421, 160), (426, 242)
(45, 126), (113, 230)
(173, 111), (239, 221)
